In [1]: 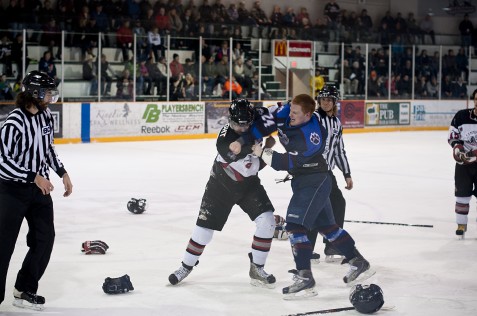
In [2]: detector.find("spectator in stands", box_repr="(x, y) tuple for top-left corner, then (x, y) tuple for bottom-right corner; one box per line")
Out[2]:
(116, 68), (134, 99)
(215, 40), (230, 62)
(181, 8), (197, 48)
(202, 54), (218, 95)
(223, 75), (242, 99)
(397, 74), (412, 98)
(406, 12), (420, 44)
(357, 9), (373, 42)
(11, 33), (29, 80)
(0, 73), (14, 100)
(227, 3), (239, 23)
(215, 55), (229, 88)
(441, 74), (453, 99)
(41, 18), (62, 60)
(250, 0), (271, 38)
(335, 59), (358, 95)
(38, 50), (59, 86)
(282, 7), (297, 29)
(415, 75), (428, 99)
(212, 0), (228, 23)
(142, 7), (157, 33)
(168, 8), (183, 48)
(133, 19), (148, 61)
(456, 47), (469, 80)
(147, 26), (164, 62)
(170, 72), (186, 101)
(233, 57), (252, 97)
(183, 58), (197, 78)
(237, 0), (257, 34)
(269, 5), (283, 39)
(0, 35), (13, 78)
(116, 20), (134, 62)
(250, 71), (271, 99)
(138, 58), (152, 95)
(183, 73), (196, 99)
(146, 56), (167, 95)
(156, 7), (171, 36)
(170, 53), (185, 80)
(5, 0), (22, 40)
(419, 14), (435, 45)
(324, 0), (341, 41)
(443, 49), (458, 78)
(426, 75), (439, 99)
(459, 13), (473, 49)
(82, 53), (98, 96)
(232, 41), (245, 62)
(367, 70), (385, 98)
(310, 68), (325, 96)
(91, 3), (110, 46)
(452, 76), (467, 99)
(100, 54), (115, 96)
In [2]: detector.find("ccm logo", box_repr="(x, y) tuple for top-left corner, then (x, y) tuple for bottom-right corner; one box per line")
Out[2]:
(175, 124), (202, 132)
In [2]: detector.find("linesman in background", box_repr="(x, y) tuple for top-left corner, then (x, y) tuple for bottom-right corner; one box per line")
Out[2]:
(308, 85), (353, 262)
(0, 71), (73, 311)
(448, 88), (477, 239)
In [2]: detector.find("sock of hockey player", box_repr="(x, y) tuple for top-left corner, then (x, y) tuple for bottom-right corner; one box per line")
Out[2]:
(12, 288), (45, 311)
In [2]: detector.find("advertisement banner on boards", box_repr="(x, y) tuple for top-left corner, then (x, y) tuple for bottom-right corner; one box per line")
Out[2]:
(411, 100), (465, 126)
(365, 102), (410, 126)
(206, 101), (231, 133)
(1, 104), (63, 138)
(339, 100), (365, 128)
(89, 102), (205, 137)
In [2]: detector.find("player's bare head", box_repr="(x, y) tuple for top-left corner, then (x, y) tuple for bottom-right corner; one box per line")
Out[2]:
(291, 94), (316, 115)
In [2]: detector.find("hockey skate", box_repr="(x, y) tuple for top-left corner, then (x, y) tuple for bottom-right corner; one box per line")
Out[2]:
(343, 248), (374, 285)
(169, 262), (194, 285)
(248, 253), (276, 288)
(282, 269), (318, 300)
(456, 224), (467, 239)
(311, 252), (321, 264)
(12, 288), (45, 311)
(324, 244), (344, 263)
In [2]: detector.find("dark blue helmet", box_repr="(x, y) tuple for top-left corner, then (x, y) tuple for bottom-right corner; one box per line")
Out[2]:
(349, 284), (384, 314)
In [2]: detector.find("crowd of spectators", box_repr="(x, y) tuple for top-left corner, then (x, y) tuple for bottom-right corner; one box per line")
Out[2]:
(0, 0), (474, 100)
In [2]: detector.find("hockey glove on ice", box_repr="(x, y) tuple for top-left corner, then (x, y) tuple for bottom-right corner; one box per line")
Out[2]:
(102, 274), (134, 294)
(81, 240), (109, 254)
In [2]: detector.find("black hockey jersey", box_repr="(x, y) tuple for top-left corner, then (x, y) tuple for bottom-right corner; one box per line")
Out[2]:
(448, 109), (477, 152)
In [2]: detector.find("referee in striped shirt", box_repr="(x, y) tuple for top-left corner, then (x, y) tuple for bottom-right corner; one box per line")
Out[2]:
(308, 85), (353, 261)
(0, 71), (73, 310)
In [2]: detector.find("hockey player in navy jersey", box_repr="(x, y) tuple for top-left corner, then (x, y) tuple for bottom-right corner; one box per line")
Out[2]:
(168, 99), (277, 289)
(231, 94), (372, 299)
(448, 88), (477, 238)
(308, 85), (353, 262)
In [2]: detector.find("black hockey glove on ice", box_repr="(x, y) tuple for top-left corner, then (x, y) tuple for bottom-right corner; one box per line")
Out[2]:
(102, 275), (134, 294)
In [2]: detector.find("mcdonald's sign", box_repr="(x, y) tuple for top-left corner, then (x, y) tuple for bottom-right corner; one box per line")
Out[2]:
(274, 41), (287, 56)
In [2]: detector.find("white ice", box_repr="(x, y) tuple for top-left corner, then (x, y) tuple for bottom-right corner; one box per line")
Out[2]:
(1, 131), (476, 316)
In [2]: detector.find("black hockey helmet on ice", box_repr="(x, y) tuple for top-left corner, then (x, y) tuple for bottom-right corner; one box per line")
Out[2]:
(127, 198), (147, 214)
(229, 98), (254, 126)
(317, 84), (340, 104)
(22, 70), (59, 103)
(349, 283), (384, 314)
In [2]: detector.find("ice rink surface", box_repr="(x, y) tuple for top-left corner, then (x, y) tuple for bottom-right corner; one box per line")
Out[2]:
(1, 130), (476, 316)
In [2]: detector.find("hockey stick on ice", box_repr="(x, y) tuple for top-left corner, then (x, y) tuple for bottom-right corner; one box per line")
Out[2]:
(344, 219), (433, 228)
(284, 306), (395, 316)
(284, 307), (355, 316)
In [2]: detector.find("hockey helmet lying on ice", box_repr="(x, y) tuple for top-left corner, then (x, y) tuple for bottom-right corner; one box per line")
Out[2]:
(349, 283), (384, 314)
(127, 198), (147, 214)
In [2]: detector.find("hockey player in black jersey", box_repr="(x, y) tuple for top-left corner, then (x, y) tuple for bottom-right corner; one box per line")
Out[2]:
(0, 71), (73, 310)
(168, 99), (277, 288)
(448, 88), (477, 238)
(308, 85), (353, 262)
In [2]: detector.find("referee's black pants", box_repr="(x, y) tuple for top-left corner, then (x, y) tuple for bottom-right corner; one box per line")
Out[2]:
(307, 171), (346, 249)
(0, 180), (55, 304)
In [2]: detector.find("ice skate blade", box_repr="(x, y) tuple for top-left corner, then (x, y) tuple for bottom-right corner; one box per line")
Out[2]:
(325, 255), (344, 263)
(345, 268), (376, 287)
(13, 298), (44, 311)
(311, 258), (320, 264)
(283, 287), (318, 300)
(250, 278), (276, 289)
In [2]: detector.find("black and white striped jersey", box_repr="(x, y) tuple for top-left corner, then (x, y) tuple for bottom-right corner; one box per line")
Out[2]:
(315, 107), (351, 178)
(0, 107), (66, 183)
